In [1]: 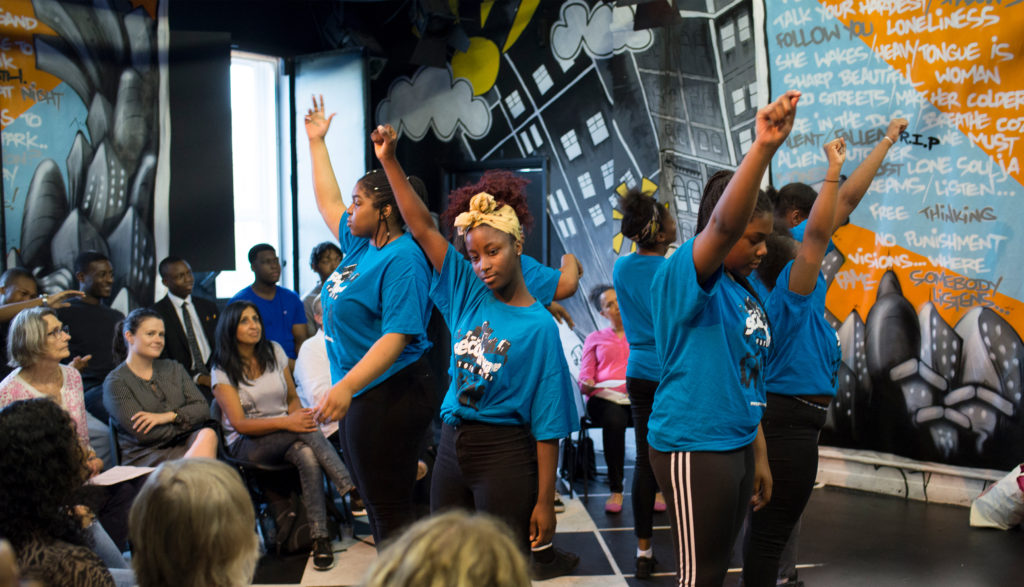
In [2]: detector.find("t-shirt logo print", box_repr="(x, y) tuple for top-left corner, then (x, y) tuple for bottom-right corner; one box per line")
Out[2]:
(325, 264), (359, 299)
(452, 321), (511, 410)
(739, 297), (772, 388)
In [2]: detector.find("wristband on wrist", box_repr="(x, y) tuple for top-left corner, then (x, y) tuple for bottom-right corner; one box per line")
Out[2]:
(823, 178), (839, 183)
(883, 136), (895, 145)
(40, 294), (49, 307)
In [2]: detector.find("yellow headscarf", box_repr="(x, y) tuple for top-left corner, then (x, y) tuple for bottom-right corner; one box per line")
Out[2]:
(452, 192), (523, 243)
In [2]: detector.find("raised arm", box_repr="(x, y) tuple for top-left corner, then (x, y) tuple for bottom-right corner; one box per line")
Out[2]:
(305, 95), (347, 239)
(789, 138), (846, 295)
(692, 91), (800, 283)
(833, 118), (908, 232)
(372, 124), (449, 271)
(553, 254), (583, 300)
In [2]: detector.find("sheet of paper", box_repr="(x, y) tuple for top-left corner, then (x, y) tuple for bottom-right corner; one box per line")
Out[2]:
(87, 465), (155, 486)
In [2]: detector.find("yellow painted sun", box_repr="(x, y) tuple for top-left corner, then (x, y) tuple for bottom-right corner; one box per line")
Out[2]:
(611, 178), (663, 254)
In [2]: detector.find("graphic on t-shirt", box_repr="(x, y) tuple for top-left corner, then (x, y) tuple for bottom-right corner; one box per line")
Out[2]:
(325, 264), (359, 299)
(452, 321), (511, 409)
(739, 297), (772, 389)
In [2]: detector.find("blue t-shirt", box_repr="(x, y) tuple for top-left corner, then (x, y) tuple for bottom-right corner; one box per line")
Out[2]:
(520, 254), (560, 306)
(612, 253), (664, 382)
(230, 286), (306, 359)
(321, 213), (433, 397)
(764, 261), (841, 397)
(431, 244), (579, 441)
(648, 238), (772, 452)
(791, 219), (837, 255)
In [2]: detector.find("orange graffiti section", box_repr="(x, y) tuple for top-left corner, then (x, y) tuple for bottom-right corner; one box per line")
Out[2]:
(820, 0), (1024, 181)
(0, 0), (59, 128)
(828, 224), (1024, 332)
(0, 0), (158, 128)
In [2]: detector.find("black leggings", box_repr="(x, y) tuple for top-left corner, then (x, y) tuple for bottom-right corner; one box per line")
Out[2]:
(586, 396), (632, 493)
(431, 422), (538, 553)
(743, 394), (827, 587)
(651, 444), (754, 587)
(338, 357), (436, 547)
(627, 377), (659, 540)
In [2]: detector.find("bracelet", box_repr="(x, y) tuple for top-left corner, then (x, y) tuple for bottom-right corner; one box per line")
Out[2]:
(882, 136), (895, 145)
(40, 294), (49, 307)
(823, 178), (839, 183)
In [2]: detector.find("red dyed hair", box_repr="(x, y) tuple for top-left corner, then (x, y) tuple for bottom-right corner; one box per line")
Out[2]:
(442, 170), (534, 237)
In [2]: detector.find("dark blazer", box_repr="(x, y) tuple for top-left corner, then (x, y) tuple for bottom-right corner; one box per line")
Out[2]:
(153, 295), (219, 376)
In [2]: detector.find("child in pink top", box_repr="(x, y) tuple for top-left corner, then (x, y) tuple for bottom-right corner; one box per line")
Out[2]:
(579, 286), (632, 513)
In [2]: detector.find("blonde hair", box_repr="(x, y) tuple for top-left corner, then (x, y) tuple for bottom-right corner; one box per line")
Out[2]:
(129, 459), (259, 587)
(362, 510), (530, 587)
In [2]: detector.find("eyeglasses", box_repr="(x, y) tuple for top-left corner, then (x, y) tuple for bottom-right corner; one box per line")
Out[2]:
(47, 324), (70, 338)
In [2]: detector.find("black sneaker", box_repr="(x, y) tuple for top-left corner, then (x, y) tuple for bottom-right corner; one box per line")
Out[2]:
(532, 546), (580, 581)
(636, 555), (657, 579)
(312, 538), (334, 571)
(553, 493), (566, 514)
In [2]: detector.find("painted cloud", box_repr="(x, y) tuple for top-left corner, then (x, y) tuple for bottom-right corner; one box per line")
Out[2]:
(376, 67), (491, 142)
(551, 0), (653, 62)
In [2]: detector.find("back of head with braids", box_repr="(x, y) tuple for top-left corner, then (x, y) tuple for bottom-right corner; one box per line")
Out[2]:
(619, 187), (669, 249)
(358, 169), (429, 241)
(442, 170), (534, 239)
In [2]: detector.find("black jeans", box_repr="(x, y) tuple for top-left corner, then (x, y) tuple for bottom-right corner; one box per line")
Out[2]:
(586, 396), (632, 493)
(743, 394), (828, 587)
(431, 422), (538, 553)
(339, 357), (436, 547)
(652, 444), (754, 587)
(628, 377), (659, 539)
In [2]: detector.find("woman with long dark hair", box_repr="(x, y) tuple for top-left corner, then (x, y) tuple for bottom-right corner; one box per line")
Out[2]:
(103, 308), (217, 465)
(0, 398), (114, 586)
(211, 301), (353, 571)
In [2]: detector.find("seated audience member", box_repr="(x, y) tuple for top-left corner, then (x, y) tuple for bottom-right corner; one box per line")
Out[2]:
(578, 285), (633, 514)
(302, 242), (342, 337)
(103, 308), (218, 466)
(129, 458), (260, 587)
(362, 510), (530, 587)
(0, 268), (85, 380)
(229, 244), (308, 359)
(293, 295), (337, 442)
(0, 308), (138, 551)
(56, 251), (125, 422)
(212, 301), (354, 571)
(153, 257), (217, 394)
(0, 398), (116, 587)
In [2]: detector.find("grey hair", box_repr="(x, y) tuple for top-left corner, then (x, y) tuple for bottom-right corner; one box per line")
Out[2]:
(129, 459), (259, 587)
(312, 294), (323, 318)
(8, 307), (57, 368)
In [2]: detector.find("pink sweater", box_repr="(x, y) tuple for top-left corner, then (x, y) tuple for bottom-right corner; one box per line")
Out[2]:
(0, 365), (92, 451)
(578, 327), (629, 397)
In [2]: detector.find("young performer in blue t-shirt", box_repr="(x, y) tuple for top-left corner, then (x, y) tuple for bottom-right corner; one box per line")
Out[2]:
(741, 139), (849, 586)
(648, 91), (800, 586)
(611, 188), (676, 578)
(371, 124), (580, 576)
(305, 96), (435, 546)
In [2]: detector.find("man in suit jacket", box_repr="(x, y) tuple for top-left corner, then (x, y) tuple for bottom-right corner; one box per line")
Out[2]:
(154, 256), (218, 395)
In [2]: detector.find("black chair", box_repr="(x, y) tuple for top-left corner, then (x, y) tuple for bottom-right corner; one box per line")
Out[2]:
(108, 417), (122, 467)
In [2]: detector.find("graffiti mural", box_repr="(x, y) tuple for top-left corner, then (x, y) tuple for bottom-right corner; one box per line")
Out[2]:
(1, 0), (162, 308)
(766, 0), (1024, 468)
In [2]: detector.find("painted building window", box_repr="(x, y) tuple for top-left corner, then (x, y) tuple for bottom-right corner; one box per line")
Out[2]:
(607, 194), (619, 210)
(217, 53), (283, 295)
(548, 189), (568, 215)
(738, 128), (753, 153)
(578, 171), (597, 199)
(586, 112), (609, 145)
(732, 87), (746, 115)
(720, 19), (736, 52)
(748, 82), (759, 109)
(560, 129), (582, 160)
(588, 203), (606, 227)
(558, 217), (578, 238)
(530, 124), (544, 147)
(532, 65), (554, 95)
(600, 159), (615, 189)
(519, 131), (533, 153)
(738, 13), (751, 43)
(620, 169), (637, 189)
(504, 89), (526, 118)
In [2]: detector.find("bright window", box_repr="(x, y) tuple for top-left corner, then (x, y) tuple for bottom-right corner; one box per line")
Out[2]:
(217, 53), (282, 296)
